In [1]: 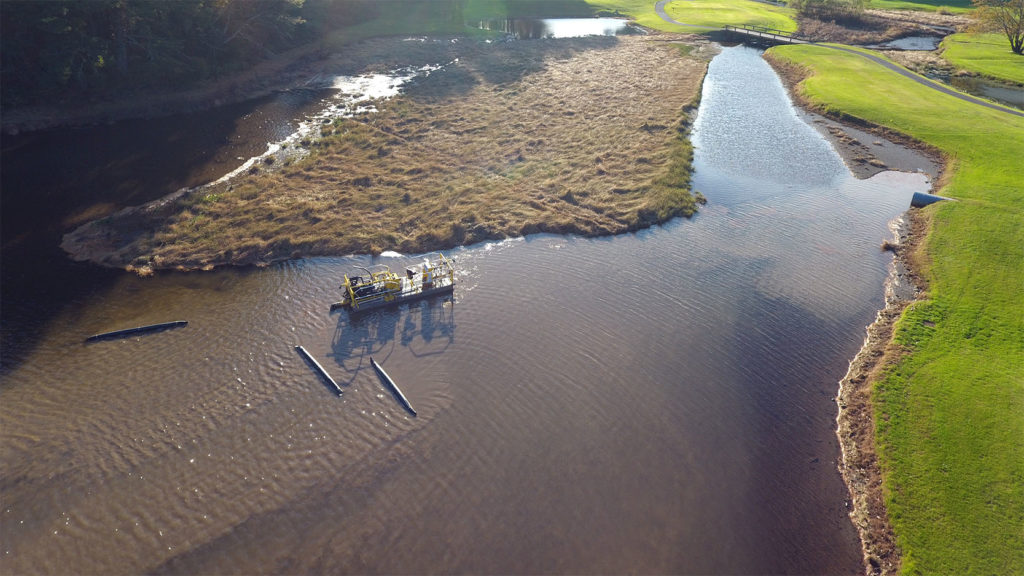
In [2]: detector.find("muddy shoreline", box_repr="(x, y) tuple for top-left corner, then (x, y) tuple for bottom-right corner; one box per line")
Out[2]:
(763, 49), (943, 182)
(833, 208), (930, 576)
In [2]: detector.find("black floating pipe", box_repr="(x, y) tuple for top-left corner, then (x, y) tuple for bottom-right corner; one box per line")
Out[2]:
(911, 192), (953, 208)
(86, 320), (188, 342)
(295, 345), (343, 396)
(370, 357), (417, 416)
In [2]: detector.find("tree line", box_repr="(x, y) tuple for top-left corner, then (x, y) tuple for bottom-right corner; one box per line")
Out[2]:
(0, 0), (377, 107)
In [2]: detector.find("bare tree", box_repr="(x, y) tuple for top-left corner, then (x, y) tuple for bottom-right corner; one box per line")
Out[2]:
(973, 0), (1024, 55)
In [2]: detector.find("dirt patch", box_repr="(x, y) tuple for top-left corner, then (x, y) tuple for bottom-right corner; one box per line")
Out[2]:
(61, 33), (715, 271)
(880, 48), (959, 79)
(863, 9), (969, 32)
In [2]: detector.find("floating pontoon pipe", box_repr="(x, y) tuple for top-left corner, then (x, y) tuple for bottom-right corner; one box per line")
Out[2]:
(295, 345), (343, 396)
(370, 357), (417, 416)
(85, 320), (188, 342)
(910, 192), (953, 208)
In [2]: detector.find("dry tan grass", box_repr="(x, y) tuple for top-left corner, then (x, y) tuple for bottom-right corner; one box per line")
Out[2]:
(798, 9), (967, 45)
(63, 34), (713, 271)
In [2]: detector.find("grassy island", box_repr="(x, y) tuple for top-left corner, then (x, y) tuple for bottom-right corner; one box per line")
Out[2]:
(62, 34), (711, 270)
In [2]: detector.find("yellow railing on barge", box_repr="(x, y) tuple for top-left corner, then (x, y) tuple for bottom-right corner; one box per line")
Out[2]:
(340, 253), (455, 311)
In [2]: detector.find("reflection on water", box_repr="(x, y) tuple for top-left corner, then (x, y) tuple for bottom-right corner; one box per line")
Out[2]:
(0, 46), (932, 574)
(475, 17), (634, 39)
(330, 294), (456, 383)
(213, 68), (434, 185)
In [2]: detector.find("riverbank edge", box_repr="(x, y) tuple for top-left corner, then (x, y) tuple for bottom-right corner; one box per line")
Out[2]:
(764, 50), (947, 576)
(833, 208), (930, 576)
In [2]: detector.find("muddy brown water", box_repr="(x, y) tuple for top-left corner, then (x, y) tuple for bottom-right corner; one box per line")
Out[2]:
(1, 45), (933, 574)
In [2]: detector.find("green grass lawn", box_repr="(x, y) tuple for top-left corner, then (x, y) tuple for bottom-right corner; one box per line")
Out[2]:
(587, 0), (797, 32)
(586, 0), (682, 30)
(462, 0), (596, 20)
(767, 43), (1024, 575)
(942, 33), (1024, 85)
(866, 0), (972, 13)
(318, 0), (798, 42)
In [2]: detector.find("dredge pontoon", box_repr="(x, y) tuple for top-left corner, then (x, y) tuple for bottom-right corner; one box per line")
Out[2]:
(330, 252), (455, 312)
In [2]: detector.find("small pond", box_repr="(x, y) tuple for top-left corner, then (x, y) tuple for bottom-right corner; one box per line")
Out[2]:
(867, 35), (942, 51)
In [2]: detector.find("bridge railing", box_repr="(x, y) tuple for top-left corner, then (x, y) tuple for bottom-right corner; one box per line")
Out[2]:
(722, 25), (807, 43)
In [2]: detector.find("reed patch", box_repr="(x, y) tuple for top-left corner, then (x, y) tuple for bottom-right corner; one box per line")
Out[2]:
(64, 34), (713, 270)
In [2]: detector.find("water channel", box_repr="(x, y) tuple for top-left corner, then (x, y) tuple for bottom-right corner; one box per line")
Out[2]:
(1, 44), (932, 574)
(861, 36), (1024, 110)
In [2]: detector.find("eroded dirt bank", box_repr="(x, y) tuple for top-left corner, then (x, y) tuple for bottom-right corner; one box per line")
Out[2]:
(834, 208), (931, 576)
(61, 33), (714, 273)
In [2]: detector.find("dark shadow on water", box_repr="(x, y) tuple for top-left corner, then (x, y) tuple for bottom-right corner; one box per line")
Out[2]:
(328, 296), (455, 383)
(403, 64), (481, 102)
(401, 297), (455, 356)
(329, 309), (400, 383)
(0, 94), (307, 373)
(719, 259), (865, 574)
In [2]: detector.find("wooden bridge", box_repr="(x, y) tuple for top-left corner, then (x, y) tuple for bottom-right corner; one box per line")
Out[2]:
(722, 25), (810, 46)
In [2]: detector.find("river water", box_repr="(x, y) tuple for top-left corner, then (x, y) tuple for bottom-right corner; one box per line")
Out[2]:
(1, 45), (931, 574)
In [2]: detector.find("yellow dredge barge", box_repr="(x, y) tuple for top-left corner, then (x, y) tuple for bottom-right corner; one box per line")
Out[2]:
(330, 252), (455, 312)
